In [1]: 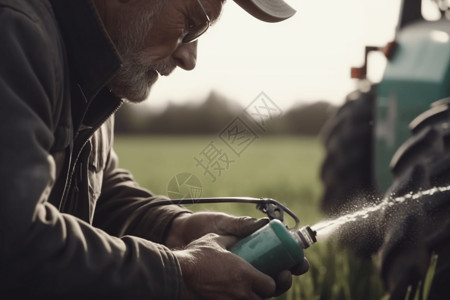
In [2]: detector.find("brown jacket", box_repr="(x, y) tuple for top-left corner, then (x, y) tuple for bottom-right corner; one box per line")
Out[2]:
(0, 0), (189, 298)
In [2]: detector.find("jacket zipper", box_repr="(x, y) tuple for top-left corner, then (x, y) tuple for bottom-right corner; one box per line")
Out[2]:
(59, 97), (122, 213)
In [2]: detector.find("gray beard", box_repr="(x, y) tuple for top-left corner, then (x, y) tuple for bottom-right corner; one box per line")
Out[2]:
(111, 51), (158, 103)
(110, 1), (171, 103)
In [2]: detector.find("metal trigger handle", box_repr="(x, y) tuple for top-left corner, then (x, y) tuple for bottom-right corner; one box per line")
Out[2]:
(143, 197), (300, 229)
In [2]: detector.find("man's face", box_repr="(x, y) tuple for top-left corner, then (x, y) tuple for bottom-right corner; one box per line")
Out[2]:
(94, 0), (224, 103)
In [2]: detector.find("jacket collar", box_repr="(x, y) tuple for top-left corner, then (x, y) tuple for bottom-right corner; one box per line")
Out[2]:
(50, 0), (122, 102)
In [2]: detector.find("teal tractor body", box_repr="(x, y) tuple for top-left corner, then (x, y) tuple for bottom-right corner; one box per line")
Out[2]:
(347, 0), (450, 191)
(375, 11), (450, 190)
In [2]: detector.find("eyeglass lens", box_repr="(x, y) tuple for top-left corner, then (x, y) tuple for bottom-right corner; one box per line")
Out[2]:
(182, 0), (210, 43)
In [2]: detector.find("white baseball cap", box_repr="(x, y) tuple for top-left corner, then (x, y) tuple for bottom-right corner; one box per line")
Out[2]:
(233, 0), (296, 22)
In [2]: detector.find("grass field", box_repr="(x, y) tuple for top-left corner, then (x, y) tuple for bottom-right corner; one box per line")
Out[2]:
(114, 135), (386, 299)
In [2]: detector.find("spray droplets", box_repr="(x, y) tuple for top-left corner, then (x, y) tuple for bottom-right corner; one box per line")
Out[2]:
(311, 185), (450, 241)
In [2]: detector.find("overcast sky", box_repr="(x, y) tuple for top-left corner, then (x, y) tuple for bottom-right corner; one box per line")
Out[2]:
(143, 0), (439, 112)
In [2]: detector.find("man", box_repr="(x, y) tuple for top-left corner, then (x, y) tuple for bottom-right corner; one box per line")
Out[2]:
(0, 0), (307, 298)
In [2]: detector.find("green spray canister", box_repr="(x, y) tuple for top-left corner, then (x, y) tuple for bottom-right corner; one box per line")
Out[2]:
(230, 219), (317, 276)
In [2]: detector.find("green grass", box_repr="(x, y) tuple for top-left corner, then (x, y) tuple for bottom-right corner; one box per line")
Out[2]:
(114, 135), (386, 299)
(114, 135), (323, 223)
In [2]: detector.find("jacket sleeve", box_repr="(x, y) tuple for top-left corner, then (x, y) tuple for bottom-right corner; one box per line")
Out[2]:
(0, 5), (182, 299)
(93, 148), (192, 244)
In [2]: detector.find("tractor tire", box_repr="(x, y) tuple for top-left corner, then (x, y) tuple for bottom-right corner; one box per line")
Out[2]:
(320, 85), (377, 216)
(379, 98), (450, 300)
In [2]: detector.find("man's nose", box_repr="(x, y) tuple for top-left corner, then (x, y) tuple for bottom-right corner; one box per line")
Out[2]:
(173, 42), (197, 71)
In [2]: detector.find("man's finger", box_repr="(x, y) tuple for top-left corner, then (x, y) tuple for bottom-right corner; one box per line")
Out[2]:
(251, 269), (276, 298)
(214, 234), (277, 298)
(274, 270), (292, 296)
(214, 234), (240, 249)
(291, 258), (310, 275)
(218, 216), (269, 237)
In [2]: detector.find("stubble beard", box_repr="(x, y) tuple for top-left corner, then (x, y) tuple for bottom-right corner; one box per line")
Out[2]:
(110, 5), (171, 103)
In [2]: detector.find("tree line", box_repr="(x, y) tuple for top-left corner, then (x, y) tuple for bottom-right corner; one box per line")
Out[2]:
(114, 91), (338, 136)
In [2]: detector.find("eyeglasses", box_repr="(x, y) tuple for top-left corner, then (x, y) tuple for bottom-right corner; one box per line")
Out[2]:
(182, 0), (211, 44)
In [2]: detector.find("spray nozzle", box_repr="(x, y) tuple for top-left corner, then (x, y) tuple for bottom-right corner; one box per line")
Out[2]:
(295, 226), (317, 249)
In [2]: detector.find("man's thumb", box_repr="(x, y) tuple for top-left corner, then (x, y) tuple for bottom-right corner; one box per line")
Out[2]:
(229, 216), (269, 237)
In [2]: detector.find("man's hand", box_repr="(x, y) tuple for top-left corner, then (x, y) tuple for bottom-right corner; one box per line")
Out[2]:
(273, 259), (309, 297)
(166, 212), (310, 297)
(165, 212), (269, 249)
(174, 233), (277, 299)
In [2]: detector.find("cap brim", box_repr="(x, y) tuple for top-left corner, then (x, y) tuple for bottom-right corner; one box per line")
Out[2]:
(233, 0), (296, 23)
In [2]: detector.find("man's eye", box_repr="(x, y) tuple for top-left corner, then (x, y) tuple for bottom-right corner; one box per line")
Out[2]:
(186, 18), (196, 31)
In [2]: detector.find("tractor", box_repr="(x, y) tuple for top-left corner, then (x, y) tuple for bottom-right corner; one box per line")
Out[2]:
(320, 0), (450, 298)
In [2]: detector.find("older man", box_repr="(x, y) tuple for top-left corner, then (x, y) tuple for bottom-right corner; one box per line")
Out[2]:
(0, 0), (307, 299)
